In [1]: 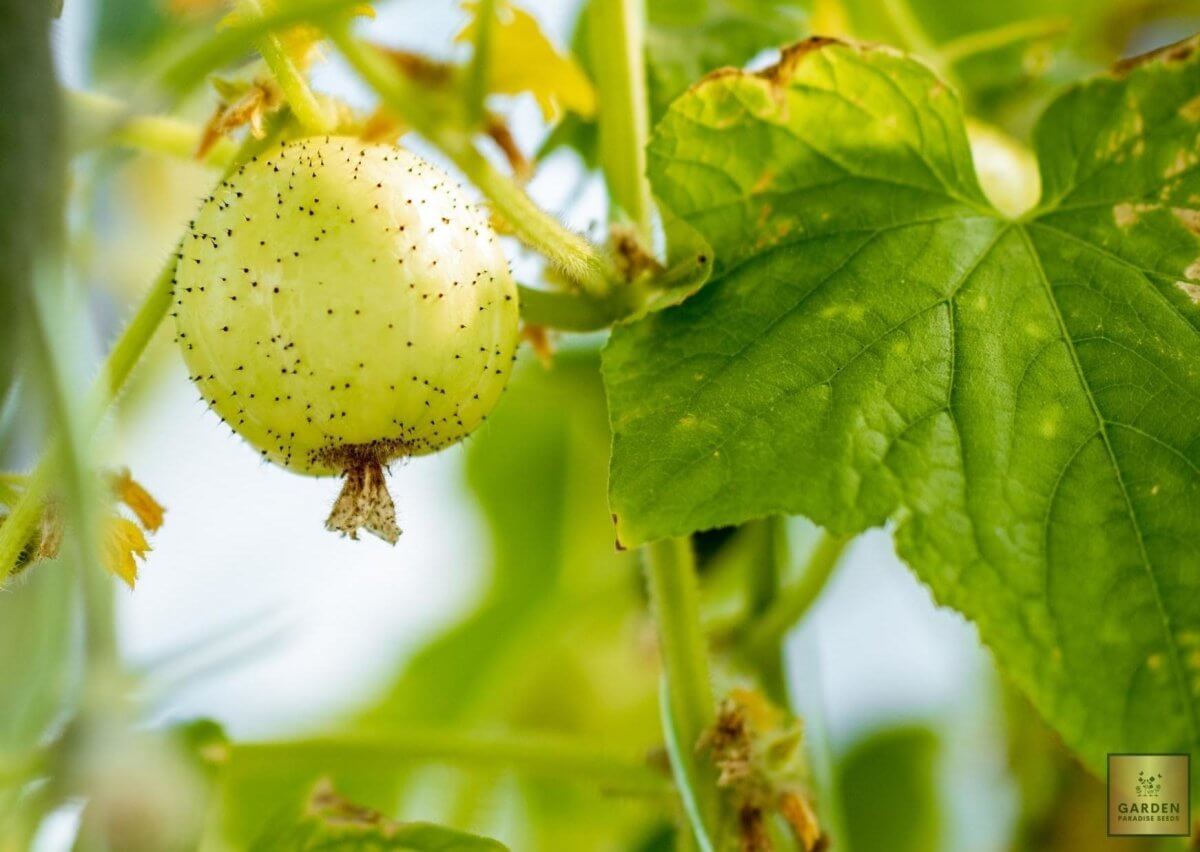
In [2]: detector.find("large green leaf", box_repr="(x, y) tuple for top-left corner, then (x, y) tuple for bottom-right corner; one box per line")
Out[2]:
(604, 36), (1200, 774)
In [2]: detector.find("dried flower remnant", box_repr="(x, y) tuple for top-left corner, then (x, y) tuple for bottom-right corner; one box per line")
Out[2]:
(196, 79), (283, 161)
(700, 688), (825, 852)
(0, 470), (164, 586)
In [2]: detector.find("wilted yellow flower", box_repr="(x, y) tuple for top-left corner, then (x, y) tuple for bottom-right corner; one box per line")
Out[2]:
(110, 468), (166, 532)
(104, 518), (151, 589)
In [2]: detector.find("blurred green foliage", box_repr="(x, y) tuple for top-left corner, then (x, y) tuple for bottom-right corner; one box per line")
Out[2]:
(836, 725), (942, 852)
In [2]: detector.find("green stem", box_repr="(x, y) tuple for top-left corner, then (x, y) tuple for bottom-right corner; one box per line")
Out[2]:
(232, 728), (670, 796)
(66, 89), (236, 167)
(740, 531), (850, 660)
(328, 26), (622, 296)
(939, 16), (1071, 65)
(644, 538), (724, 847)
(587, 0), (653, 241)
(463, 0), (496, 126)
(239, 0), (336, 134)
(517, 282), (637, 331)
(742, 518), (790, 706)
(159, 0), (368, 95)
(881, 0), (939, 61)
(0, 117), (291, 585)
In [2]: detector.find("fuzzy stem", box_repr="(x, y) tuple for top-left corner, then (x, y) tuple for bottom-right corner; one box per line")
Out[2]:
(740, 531), (850, 659)
(159, 0), (368, 95)
(463, 0), (496, 127)
(587, 0), (653, 241)
(328, 26), (622, 296)
(239, 0), (336, 134)
(232, 728), (670, 796)
(644, 538), (724, 847)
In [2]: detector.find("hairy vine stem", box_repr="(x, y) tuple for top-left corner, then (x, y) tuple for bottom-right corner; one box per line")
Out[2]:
(644, 537), (725, 847)
(740, 531), (850, 661)
(587, 0), (654, 242)
(238, 0), (337, 134)
(233, 728), (672, 796)
(328, 25), (625, 297)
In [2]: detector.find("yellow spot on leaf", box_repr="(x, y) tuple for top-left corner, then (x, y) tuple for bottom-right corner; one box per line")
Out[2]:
(1172, 206), (1200, 234)
(1177, 280), (1200, 305)
(752, 169), (776, 194)
(1112, 201), (1157, 228)
(1180, 94), (1200, 123)
(1166, 149), (1198, 180)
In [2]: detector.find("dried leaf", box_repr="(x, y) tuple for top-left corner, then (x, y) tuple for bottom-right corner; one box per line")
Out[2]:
(196, 80), (282, 161)
(36, 502), (64, 562)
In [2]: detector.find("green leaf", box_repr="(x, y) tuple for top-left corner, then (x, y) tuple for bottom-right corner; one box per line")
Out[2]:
(833, 0), (1180, 119)
(253, 779), (509, 851)
(837, 725), (942, 852)
(835, 729), (936, 852)
(604, 35), (1200, 775)
(641, 0), (807, 120)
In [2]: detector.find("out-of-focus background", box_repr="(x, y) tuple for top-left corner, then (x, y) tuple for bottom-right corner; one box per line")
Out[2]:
(3, 1), (1199, 849)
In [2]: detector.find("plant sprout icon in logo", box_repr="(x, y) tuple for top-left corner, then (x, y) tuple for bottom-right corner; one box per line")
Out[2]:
(1135, 770), (1164, 798)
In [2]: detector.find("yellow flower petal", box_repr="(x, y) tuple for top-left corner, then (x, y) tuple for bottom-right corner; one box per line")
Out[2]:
(104, 518), (151, 589)
(110, 468), (166, 533)
(457, 0), (596, 122)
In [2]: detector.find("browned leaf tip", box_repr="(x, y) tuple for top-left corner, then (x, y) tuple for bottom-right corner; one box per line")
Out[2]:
(307, 778), (395, 831)
(612, 513), (626, 551)
(763, 37), (849, 86)
(1113, 34), (1199, 78)
(693, 36), (850, 93)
